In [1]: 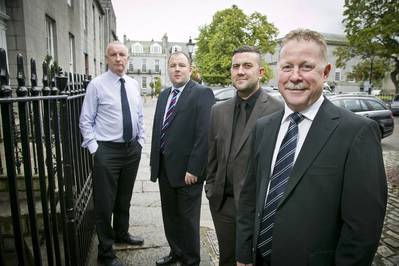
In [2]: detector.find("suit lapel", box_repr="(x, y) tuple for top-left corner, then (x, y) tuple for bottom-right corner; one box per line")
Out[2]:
(223, 99), (236, 160)
(165, 80), (194, 128)
(234, 91), (269, 158)
(158, 88), (171, 127)
(256, 112), (283, 214)
(278, 100), (340, 208)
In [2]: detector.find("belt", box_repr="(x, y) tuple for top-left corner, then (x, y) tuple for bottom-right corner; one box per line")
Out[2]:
(98, 137), (138, 148)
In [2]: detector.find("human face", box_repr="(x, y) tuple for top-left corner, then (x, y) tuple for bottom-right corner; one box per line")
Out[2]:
(168, 53), (192, 88)
(106, 43), (128, 76)
(278, 40), (331, 112)
(231, 52), (265, 99)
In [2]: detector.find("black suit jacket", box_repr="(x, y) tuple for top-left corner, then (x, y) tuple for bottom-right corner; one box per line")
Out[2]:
(236, 98), (387, 265)
(206, 90), (283, 210)
(150, 80), (215, 187)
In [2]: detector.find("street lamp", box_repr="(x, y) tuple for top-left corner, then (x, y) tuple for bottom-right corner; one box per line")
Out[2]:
(186, 37), (195, 62)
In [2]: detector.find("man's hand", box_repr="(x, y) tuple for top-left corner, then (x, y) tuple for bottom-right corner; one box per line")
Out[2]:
(185, 172), (198, 185)
(237, 263), (253, 266)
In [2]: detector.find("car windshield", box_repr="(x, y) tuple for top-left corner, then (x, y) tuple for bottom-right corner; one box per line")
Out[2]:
(394, 95), (399, 101)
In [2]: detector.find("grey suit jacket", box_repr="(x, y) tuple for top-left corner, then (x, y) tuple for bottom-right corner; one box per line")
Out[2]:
(236, 98), (387, 265)
(205, 89), (283, 210)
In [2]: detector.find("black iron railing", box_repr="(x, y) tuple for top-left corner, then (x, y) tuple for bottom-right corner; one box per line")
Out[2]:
(0, 48), (95, 266)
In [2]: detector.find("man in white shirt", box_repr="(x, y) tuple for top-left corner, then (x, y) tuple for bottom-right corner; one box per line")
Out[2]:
(236, 29), (387, 266)
(80, 41), (145, 266)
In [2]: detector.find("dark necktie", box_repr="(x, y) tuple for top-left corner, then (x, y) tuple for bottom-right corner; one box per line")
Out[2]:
(231, 101), (246, 153)
(160, 89), (180, 152)
(257, 112), (304, 258)
(120, 78), (132, 142)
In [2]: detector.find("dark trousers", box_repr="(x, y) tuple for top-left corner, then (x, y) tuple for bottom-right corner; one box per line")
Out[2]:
(93, 140), (141, 259)
(210, 196), (236, 266)
(158, 156), (203, 266)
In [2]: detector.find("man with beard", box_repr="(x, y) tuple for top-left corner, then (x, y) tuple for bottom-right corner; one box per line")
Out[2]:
(206, 46), (282, 266)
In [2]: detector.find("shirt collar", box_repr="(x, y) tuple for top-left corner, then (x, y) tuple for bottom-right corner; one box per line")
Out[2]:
(281, 94), (324, 124)
(171, 80), (189, 94)
(107, 70), (126, 84)
(235, 87), (261, 108)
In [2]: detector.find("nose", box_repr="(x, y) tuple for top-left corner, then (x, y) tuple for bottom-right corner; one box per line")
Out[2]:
(237, 65), (245, 75)
(289, 66), (302, 81)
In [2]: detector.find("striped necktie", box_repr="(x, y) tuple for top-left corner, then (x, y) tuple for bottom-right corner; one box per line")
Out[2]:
(160, 89), (180, 152)
(257, 112), (304, 258)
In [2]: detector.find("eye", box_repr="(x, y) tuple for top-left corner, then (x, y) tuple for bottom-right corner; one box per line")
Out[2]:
(243, 63), (253, 69)
(232, 64), (240, 69)
(301, 64), (314, 72)
(281, 65), (293, 72)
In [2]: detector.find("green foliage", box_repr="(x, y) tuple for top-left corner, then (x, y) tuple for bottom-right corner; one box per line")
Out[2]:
(195, 5), (278, 86)
(337, 0), (399, 92)
(346, 58), (390, 86)
(154, 77), (162, 96)
(43, 55), (59, 85)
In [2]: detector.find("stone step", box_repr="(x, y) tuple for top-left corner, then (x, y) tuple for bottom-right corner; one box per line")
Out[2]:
(0, 191), (61, 236)
(0, 173), (43, 193)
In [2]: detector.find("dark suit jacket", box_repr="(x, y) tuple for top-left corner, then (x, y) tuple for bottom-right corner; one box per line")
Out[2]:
(205, 90), (283, 210)
(236, 98), (387, 266)
(150, 80), (215, 187)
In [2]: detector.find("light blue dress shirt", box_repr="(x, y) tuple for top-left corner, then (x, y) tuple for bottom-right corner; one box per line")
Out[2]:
(79, 70), (145, 154)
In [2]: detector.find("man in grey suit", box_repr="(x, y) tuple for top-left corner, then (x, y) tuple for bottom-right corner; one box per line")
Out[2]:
(206, 46), (283, 266)
(236, 29), (387, 266)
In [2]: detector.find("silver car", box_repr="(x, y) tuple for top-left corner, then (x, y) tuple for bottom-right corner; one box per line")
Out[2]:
(390, 94), (399, 115)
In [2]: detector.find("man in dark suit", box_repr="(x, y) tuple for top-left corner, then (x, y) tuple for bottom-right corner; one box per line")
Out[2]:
(150, 51), (215, 266)
(236, 29), (387, 266)
(206, 46), (283, 266)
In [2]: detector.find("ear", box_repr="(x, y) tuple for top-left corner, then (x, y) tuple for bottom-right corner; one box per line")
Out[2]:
(259, 66), (265, 79)
(323, 64), (332, 80)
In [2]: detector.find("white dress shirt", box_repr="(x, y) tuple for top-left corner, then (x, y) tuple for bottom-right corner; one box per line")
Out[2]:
(79, 70), (145, 154)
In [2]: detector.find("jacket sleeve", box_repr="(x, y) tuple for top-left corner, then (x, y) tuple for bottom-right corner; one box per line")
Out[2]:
(205, 105), (218, 197)
(335, 119), (387, 265)
(187, 87), (216, 180)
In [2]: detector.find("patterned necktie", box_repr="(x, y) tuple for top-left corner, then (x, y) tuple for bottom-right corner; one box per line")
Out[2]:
(160, 89), (180, 152)
(120, 78), (133, 142)
(257, 112), (304, 258)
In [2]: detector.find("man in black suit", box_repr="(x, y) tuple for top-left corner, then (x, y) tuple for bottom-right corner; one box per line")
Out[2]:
(236, 29), (387, 266)
(206, 46), (282, 266)
(150, 51), (215, 266)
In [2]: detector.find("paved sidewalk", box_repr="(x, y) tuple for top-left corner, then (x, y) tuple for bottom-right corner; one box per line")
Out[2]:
(91, 97), (399, 266)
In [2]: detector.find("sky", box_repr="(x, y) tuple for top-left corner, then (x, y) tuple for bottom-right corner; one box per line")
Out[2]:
(112, 0), (346, 42)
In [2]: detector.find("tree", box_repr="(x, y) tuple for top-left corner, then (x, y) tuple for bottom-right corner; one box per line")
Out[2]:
(195, 5), (278, 85)
(336, 0), (399, 93)
(346, 58), (389, 87)
(154, 77), (162, 96)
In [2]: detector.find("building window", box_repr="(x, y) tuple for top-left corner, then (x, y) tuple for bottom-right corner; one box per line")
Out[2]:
(92, 5), (96, 42)
(150, 43), (161, 54)
(69, 33), (75, 73)
(155, 59), (160, 72)
(132, 43), (143, 53)
(142, 77), (147, 88)
(83, 0), (87, 32)
(45, 15), (56, 60)
(142, 59), (146, 72)
(335, 69), (341, 81)
(129, 61), (134, 72)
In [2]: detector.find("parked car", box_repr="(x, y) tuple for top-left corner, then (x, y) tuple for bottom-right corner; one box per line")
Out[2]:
(390, 94), (399, 115)
(329, 94), (394, 138)
(212, 87), (236, 101)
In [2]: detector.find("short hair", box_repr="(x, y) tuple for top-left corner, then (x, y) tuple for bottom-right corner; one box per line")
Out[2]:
(168, 51), (192, 66)
(232, 45), (262, 65)
(280, 29), (328, 62)
(106, 41), (128, 57)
